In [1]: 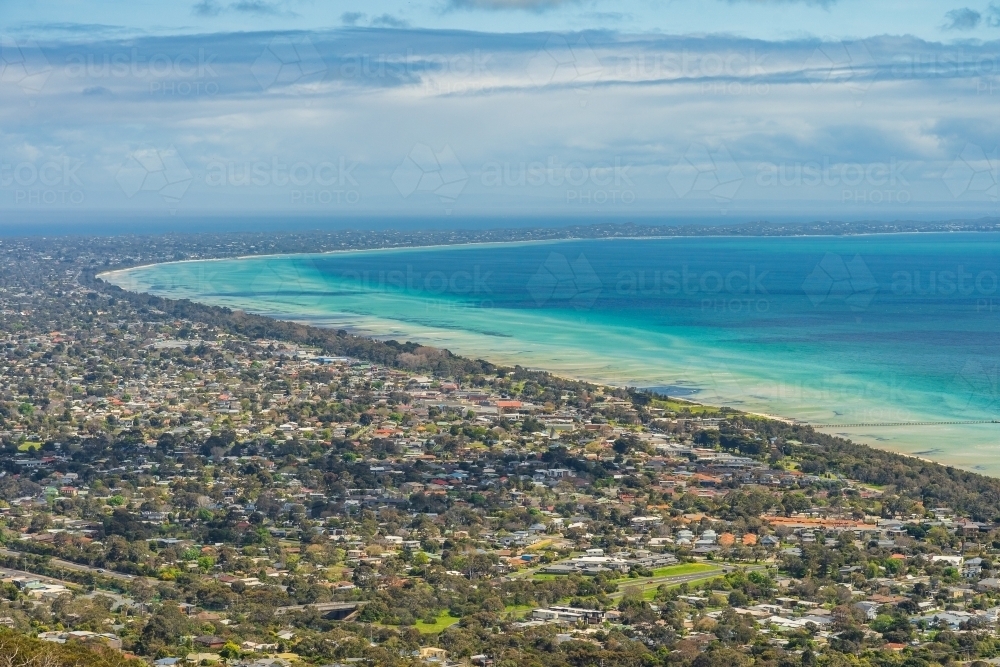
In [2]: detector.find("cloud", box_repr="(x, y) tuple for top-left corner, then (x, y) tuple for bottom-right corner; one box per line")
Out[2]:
(942, 7), (981, 30)
(581, 11), (627, 21)
(192, 0), (293, 18)
(232, 1), (282, 15)
(371, 14), (410, 28)
(8, 28), (1000, 218)
(192, 0), (222, 16)
(448, 0), (576, 10)
(14, 22), (129, 36)
(341, 12), (366, 26)
(988, 2), (1000, 27)
(724, 0), (839, 6)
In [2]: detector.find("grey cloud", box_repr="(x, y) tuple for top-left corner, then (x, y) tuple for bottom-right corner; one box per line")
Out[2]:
(942, 7), (981, 30)
(448, 0), (576, 10)
(581, 11), (627, 21)
(987, 2), (1000, 27)
(371, 14), (410, 28)
(192, 0), (293, 17)
(14, 22), (129, 36)
(341, 12), (366, 26)
(10, 28), (999, 217)
(724, 0), (839, 6)
(232, 1), (283, 15)
(193, 0), (222, 16)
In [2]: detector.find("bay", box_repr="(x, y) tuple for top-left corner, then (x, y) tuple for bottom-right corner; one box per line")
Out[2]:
(104, 233), (1000, 474)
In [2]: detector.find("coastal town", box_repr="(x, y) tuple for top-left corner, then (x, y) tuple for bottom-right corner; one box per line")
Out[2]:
(0, 232), (998, 667)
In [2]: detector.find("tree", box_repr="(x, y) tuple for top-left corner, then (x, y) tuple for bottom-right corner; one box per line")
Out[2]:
(219, 642), (241, 660)
(139, 604), (189, 654)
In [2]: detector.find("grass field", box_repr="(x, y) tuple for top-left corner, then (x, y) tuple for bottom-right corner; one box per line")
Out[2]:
(414, 611), (460, 634)
(523, 538), (556, 553)
(641, 573), (727, 600)
(503, 604), (534, 619)
(651, 563), (720, 577)
(650, 398), (722, 416)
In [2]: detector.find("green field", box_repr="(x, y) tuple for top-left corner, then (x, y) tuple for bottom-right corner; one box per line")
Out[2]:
(641, 571), (727, 600)
(651, 563), (720, 577)
(414, 611), (460, 634)
(503, 604), (534, 619)
(649, 398), (723, 416)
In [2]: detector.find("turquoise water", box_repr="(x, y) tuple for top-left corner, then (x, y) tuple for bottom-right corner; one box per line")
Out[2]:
(104, 234), (1000, 474)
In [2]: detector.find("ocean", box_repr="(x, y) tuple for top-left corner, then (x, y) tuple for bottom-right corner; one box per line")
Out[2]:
(104, 233), (1000, 474)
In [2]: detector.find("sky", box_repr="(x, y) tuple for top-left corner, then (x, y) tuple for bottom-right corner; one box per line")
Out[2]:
(0, 0), (998, 227)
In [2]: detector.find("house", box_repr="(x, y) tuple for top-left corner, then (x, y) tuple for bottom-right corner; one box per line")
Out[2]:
(240, 659), (291, 667)
(976, 578), (1000, 592)
(963, 557), (984, 579)
(532, 606), (604, 624)
(930, 555), (963, 568)
(194, 635), (227, 649)
(418, 647), (448, 663)
(40, 632), (123, 650)
(854, 601), (880, 621)
(913, 611), (975, 630)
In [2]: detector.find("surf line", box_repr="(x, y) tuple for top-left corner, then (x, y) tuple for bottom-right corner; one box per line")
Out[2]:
(810, 420), (1000, 428)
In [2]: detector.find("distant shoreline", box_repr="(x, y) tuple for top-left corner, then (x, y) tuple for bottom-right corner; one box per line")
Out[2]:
(96, 226), (1000, 283)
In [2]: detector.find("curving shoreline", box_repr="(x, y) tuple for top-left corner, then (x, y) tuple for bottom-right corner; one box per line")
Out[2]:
(99, 233), (1000, 475)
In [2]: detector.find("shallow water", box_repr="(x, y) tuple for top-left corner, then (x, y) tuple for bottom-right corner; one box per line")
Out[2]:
(104, 234), (1000, 474)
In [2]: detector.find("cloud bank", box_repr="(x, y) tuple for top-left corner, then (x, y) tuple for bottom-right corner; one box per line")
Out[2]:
(0, 28), (997, 221)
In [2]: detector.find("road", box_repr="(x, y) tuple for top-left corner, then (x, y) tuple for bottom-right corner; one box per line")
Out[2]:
(0, 562), (83, 589)
(0, 547), (158, 585)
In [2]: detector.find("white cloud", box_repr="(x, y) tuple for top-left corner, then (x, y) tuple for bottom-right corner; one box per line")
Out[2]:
(1, 29), (997, 219)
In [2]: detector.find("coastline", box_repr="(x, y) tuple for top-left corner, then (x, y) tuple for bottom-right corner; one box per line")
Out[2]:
(99, 232), (1000, 475)
(103, 262), (814, 431)
(96, 227), (993, 282)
